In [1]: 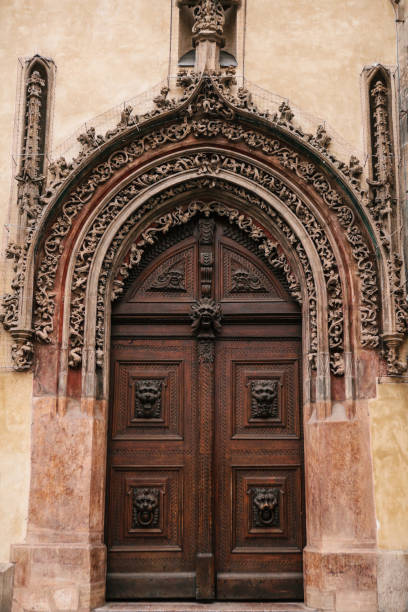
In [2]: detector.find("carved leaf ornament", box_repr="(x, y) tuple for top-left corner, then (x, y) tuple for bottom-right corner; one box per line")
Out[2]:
(1, 69), (405, 377)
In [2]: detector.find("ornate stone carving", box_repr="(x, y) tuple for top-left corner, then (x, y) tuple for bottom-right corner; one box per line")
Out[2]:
(192, 0), (225, 36)
(15, 69), (46, 221)
(74, 127), (104, 165)
(131, 487), (160, 529)
(250, 380), (279, 419)
(367, 79), (394, 220)
(94, 195), (309, 370)
(10, 330), (34, 372)
(134, 380), (162, 419)
(30, 74), (372, 361)
(0, 243), (24, 331)
(249, 486), (280, 528)
(105, 105), (137, 140)
(64, 151), (345, 369)
(5, 71), (395, 377)
(382, 333), (407, 376)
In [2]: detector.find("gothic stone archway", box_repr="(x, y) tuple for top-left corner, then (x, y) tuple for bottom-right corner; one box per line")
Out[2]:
(6, 74), (405, 611)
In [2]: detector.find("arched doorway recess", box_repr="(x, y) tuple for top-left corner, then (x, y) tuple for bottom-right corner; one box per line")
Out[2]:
(6, 73), (405, 610)
(106, 213), (304, 600)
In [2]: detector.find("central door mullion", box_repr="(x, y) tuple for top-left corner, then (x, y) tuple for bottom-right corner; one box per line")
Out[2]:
(194, 217), (217, 600)
(195, 336), (216, 600)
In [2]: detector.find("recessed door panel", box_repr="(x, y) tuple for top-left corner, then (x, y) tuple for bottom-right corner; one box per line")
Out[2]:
(106, 339), (197, 599)
(214, 340), (303, 600)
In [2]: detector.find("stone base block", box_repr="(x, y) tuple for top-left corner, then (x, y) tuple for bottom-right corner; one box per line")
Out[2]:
(377, 550), (408, 612)
(0, 563), (15, 612)
(11, 542), (106, 612)
(304, 547), (377, 611)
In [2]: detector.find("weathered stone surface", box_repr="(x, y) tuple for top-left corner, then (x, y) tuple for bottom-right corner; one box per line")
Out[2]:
(0, 563), (14, 612)
(377, 551), (408, 612)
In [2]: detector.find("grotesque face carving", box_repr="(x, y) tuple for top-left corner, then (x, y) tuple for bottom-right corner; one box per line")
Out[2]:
(135, 379), (162, 419)
(132, 487), (160, 528)
(231, 269), (266, 293)
(251, 487), (280, 527)
(190, 298), (222, 336)
(250, 379), (278, 419)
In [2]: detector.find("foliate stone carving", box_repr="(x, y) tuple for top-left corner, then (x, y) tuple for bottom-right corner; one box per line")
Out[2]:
(382, 333), (407, 376)
(250, 380), (279, 419)
(94, 195), (308, 370)
(365, 70), (408, 373)
(367, 79), (394, 220)
(0, 243), (23, 331)
(192, 0), (225, 36)
(10, 330), (34, 372)
(32, 76), (368, 356)
(106, 105), (137, 140)
(15, 69), (46, 219)
(4, 66), (403, 377)
(25, 74), (390, 376)
(314, 124), (331, 150)
(64, 150), (342, 369)
(74, 127), (104, 165)
(249, 486), (280, 528)
(134, 380), (162, 419)
(191, 298), (222, 337)
(131, 487), (160, 529)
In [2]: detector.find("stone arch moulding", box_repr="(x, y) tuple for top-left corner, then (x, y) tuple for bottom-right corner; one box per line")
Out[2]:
(6, 70), (404, 611)
(3, 71), (406, 381)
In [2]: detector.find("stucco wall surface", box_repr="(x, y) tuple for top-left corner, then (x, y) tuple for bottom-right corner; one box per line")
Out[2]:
(0, 373), (31, 562)
(369, 382), (408, 551)
(245, 0), (396, 150)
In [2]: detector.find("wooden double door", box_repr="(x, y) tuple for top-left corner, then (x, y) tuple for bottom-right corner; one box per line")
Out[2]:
(106, 216), (304, 601)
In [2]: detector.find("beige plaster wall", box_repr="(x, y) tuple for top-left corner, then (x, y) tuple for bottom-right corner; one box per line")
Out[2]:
(245, 0), (396, 151)
(0, 0), (402, 566)
(0, 373), (31, 561)
(369, 383), (408, 551)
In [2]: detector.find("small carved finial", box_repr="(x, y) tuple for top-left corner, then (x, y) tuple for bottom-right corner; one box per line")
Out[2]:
(192, 0), (225, 36)
(315, 124), (331, 149)
(277, 101), (294, 124)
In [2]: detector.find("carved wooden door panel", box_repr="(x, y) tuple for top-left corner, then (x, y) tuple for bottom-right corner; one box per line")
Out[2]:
(106, 217), (304, 601)
(214, 338), (303, 600)
(107, 338), (198, 598)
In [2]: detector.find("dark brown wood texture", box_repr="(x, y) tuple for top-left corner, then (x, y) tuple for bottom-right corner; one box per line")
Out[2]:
(106, 217), (303, 601)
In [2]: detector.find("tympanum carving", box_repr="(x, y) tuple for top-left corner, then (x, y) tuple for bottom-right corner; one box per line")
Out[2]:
(148, 261), (186, 292)
(231, 267), (267, 293)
